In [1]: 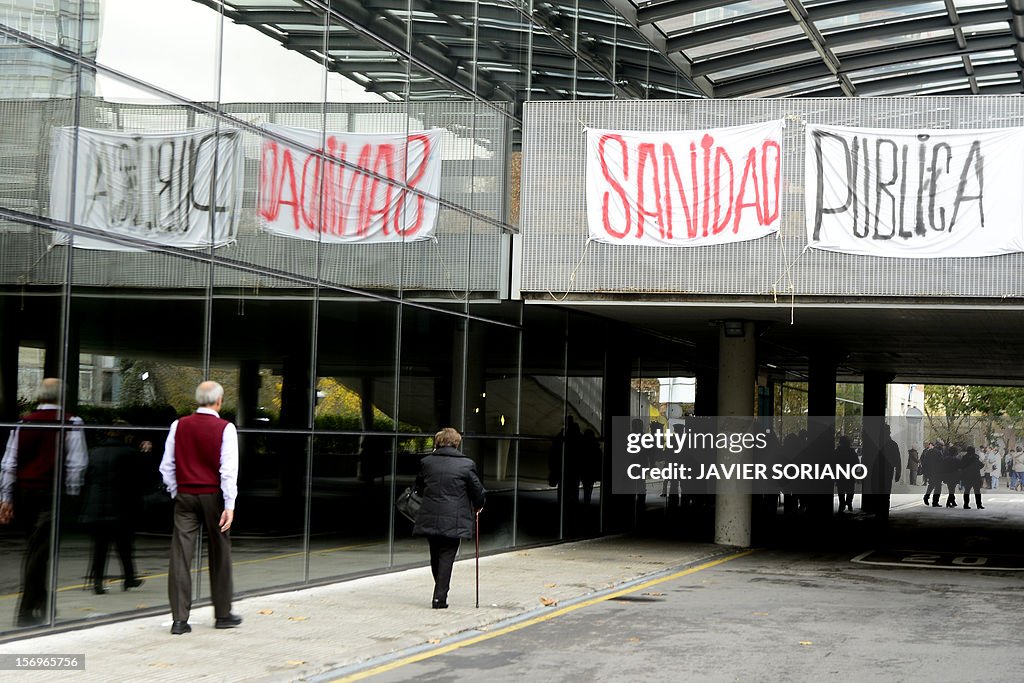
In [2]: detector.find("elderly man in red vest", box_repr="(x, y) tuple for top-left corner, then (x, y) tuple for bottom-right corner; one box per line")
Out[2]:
(159, 380), (241, 635)
(0, 378), (88, 627)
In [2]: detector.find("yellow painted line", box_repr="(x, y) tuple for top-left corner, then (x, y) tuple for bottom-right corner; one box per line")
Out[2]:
(332, 549), (756, 682)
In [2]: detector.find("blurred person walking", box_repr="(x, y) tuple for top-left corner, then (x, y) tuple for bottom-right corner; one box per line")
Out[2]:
(0, 378), (87, 627)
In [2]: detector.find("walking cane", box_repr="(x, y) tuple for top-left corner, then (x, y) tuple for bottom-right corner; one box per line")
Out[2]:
(475, 509), (481, 609)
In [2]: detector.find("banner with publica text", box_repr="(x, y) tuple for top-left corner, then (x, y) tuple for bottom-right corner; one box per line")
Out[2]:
(50, 127), (243, 251)
(586, 120), (784, 246)
(257, 124), (442, 244)
(806, 124), (1024, 258)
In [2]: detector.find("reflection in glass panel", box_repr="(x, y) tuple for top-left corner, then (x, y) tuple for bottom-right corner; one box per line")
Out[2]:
(0, 8), (92, 97)
(55, 240), (206, 626)
(207, 290), (314, 588)
(398, 305), (461, 435)
(463, 436), (514, 551)
(220, 1), (327, 105)
(531, 26), (576, 100)
(0, 44), (77, 216)
(0, 223), (67, 633)
(518, 306), (566, 544)
(223, 432), (310, 592)
(94, 0), (220, 103)
(310, 433), (393, 578)
(316, 299), (397, 434)
(563, 314), (604, 538)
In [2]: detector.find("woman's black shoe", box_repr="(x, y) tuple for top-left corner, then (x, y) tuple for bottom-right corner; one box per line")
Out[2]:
(431, 599), (448, 609)
(123, 578), (144, 591)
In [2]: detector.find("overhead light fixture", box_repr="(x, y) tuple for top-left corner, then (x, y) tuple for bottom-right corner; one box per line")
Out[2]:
(722, 320), (745, 338)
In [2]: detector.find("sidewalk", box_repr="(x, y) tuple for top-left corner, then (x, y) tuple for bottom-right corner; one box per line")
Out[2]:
(0, 537), (720, 682)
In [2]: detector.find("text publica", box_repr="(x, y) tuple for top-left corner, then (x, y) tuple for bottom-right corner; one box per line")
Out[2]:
(812, 129), (984, 241)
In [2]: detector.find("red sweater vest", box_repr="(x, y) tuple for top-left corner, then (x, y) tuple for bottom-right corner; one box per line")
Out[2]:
(174, 412), (228, 495)
(16, 408), (63, 491)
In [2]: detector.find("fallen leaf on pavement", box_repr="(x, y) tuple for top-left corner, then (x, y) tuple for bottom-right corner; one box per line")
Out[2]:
(287, 660), (305, 666)
(540, 597), (558, 607)
(428, 639), (441, 644)
(288, 616), (309, 622)
(799, 641), (813, 646)
(258, 609), (274, 615)
(752, 612), (769, 616)
(544, 583), (557, 588)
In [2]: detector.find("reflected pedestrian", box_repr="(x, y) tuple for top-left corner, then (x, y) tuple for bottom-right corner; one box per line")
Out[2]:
(81, 422), (144, 594)
(0, 378), (87, 627)
(413, 427), (486, 609)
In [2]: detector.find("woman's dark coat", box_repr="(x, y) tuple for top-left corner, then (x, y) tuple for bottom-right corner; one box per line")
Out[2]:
(413, 446), (486, 539)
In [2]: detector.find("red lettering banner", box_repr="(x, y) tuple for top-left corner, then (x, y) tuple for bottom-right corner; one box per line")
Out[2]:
(257, 124), (442, 243)
(586, 121), (783, 246)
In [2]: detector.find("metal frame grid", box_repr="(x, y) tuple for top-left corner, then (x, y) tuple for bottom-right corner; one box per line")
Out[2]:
(520, 95), (1024, 298)
(0, 99), (509, 295)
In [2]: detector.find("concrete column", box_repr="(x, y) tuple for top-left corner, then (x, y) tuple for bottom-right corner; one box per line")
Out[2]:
(861, 372), (894, 517)
(715, 321), (756, 547)
(807, 355), (838, 518)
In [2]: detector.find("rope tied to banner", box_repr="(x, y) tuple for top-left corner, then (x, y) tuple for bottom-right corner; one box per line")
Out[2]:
(429, 235), (467, 301)
(546, 236), (593, 302)
(769, 228), (809, 325)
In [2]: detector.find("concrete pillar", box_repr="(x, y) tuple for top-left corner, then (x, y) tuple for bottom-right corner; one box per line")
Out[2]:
(807, 355), (838, 518)
(862, 372), (894, 517)
(715, 321), (756, 547)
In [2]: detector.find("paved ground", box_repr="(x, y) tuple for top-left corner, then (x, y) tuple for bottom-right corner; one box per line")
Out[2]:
(2, 492), (1024, 682)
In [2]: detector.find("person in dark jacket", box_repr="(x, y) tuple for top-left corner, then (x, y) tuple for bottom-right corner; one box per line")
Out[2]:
(940, 445), (962, 508)
(834, 435), (859, 513)
(81, 425), (145, 594)
(413, 427), (486, 609)
(959, 446), (985, 510)
(922, 441), (943, 507)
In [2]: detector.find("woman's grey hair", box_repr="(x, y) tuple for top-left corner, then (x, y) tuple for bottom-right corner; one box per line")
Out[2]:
(434, 427), (462, 449)
(195, 381), (224, 407)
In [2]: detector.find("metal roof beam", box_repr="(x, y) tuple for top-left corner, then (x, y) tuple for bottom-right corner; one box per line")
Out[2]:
(666, 12), (794, 52)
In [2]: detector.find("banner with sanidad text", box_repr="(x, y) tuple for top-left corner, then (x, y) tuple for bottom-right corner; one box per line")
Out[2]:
(49, 127), (243, 251)
(257, 124), (443, 244)
(806, 124), (1024, 258)
(585, 120), (784, 246)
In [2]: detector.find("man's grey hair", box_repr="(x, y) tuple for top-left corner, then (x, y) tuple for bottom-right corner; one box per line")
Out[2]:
(36, 378), (61, 404)
(195, 381), (224, 407)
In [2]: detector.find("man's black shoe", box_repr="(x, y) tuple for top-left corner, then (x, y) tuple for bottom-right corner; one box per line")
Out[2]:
(170, 621), (191, 635)
(215, 613), (242, 629)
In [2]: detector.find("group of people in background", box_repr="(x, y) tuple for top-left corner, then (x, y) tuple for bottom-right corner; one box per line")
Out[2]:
(917, 441), (1024, 510)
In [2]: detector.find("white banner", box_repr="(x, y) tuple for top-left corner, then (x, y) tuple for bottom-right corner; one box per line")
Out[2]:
(50, 127), (243, 251)
(806, 124), (1024, 258)
(586, 120), (783, 246)
(257, 124), (442, 243)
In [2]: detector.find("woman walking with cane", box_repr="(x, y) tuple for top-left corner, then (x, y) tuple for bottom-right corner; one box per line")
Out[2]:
(414, 428), (486, 609)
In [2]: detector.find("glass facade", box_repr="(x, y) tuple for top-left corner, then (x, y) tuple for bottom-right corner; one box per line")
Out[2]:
(0, 0), (697, 635)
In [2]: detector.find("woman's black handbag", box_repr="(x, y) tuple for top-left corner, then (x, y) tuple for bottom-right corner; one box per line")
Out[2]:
(395, 486), (422, 523)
